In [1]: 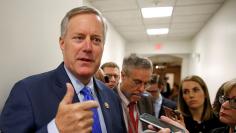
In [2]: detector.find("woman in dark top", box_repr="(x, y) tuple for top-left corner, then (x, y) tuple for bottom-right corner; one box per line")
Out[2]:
(178, 75), (224, 133)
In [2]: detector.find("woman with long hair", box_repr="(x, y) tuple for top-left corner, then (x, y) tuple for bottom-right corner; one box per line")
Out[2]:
(178, 75), (224, 133)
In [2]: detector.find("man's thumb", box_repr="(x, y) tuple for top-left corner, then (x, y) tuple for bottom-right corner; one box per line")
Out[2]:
(61, 83), (74, 104)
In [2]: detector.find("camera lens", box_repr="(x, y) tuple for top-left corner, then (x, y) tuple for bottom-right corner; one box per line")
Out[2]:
(104, 75), (109, 83)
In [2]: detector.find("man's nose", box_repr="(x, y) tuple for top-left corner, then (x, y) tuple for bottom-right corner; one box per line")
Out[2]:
(84, 37), (92, 50)
(139, 84), (146, 92)
(110, 76), (116, 81)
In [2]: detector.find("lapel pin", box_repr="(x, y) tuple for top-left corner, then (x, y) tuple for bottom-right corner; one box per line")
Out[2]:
(104, 102), (109, 109)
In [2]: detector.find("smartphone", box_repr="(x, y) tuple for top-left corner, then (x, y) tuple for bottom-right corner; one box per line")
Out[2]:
(139, 113), (185, 133)
(163, 106), (181, 120)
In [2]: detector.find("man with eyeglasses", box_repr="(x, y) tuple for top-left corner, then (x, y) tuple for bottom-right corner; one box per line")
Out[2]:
(138, 74), (177, 123)
(117, 54), (153, 133)
(101, 62), (120, 90)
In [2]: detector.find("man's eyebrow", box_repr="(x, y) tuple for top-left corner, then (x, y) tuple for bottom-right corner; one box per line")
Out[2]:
(91, 34), (102, 38)
(73, 33), (84, 36)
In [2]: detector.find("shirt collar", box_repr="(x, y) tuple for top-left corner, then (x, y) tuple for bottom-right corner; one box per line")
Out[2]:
(64, 65), (94, 94)
(117, 83), (131, 107)
(155, 94), (163, 104)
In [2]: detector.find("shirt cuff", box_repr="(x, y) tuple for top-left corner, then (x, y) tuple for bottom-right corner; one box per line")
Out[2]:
(47, 119), (60, 133)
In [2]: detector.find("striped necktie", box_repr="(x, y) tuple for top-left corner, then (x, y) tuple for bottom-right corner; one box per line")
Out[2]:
(80, 86), (102, 133)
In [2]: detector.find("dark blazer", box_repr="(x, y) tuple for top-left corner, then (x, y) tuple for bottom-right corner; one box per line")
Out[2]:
(138, 95), (176, 130)
(0, 63), (126, 133)
(138, 96), (177, 117)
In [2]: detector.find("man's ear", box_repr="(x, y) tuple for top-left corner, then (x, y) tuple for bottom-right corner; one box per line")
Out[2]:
(59, 37), (65, 51)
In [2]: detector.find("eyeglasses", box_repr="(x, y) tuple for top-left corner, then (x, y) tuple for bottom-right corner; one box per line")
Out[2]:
(104, 75), (110, 83)
(130, 77), (151, 89)
(219, 95), (236, 109)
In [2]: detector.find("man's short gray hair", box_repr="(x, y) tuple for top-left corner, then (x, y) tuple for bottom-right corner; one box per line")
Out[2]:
(122, 54), (153, 75)
(60, 6), (107, 40)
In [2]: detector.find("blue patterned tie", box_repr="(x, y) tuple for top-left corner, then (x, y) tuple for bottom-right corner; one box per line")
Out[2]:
(80, 87), (102, 133)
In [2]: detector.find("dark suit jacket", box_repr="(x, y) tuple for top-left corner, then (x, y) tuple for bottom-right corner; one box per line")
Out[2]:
(138, 96), (176, 117)
(0, 63), (126, 133)
(138, 95), (176, 130)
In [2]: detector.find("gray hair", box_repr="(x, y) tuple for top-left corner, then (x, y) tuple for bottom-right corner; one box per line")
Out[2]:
(60, 6), (107, 40)
(122, 54), (153, 75)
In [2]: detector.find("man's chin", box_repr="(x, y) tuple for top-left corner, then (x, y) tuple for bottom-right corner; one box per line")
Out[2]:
(108, 84), (116, 89)
(75, 71), (94, 81)
(130, 94), (141, 102)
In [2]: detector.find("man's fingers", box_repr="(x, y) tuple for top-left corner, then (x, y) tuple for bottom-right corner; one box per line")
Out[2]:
(77, 100), (99, 110)
(61, 83), (75, 104)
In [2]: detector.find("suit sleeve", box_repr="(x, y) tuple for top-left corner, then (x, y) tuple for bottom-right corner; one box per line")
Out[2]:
(0, 81), (48, 133)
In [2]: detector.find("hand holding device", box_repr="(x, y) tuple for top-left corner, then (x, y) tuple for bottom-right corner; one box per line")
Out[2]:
(140, 113), (185, 133)
(163, 106), (181, 120)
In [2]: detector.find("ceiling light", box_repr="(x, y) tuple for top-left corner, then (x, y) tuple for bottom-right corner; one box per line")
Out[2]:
(147, 28), (169, 35)
(141, 7), (173, 18)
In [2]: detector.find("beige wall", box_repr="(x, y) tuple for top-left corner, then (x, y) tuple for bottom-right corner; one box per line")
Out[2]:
(190, 0), (236, 102)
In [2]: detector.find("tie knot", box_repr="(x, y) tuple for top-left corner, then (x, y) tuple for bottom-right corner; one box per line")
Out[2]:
(128, 102), (136, 109)
(80, 86), (92, 96)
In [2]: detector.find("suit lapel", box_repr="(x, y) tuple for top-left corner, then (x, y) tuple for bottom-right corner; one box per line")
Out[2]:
(52, 63), (79, 103)
(94, 79), (112, 133)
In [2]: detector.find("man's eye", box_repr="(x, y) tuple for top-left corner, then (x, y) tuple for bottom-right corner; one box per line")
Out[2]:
(91, 37), (102, 44)
(134, 80), (141, 85)
(73, 36), (84, 41)
(183, 90), (189, 94)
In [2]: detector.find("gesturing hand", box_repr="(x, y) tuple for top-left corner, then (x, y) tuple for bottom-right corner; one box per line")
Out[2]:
(55, 83), (99, 133)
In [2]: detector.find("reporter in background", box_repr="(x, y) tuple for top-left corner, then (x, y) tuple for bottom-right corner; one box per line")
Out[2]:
(101, 62), (120, 90)
(210, 78), (236, 133)
(138, 74), (176, 119)
(117, 54), (153, 133)
(178, 75), (224, 133)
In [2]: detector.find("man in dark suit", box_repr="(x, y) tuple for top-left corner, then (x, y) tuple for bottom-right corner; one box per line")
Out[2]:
(138, 74), (176, 127)
(0, 6), (125, 133)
